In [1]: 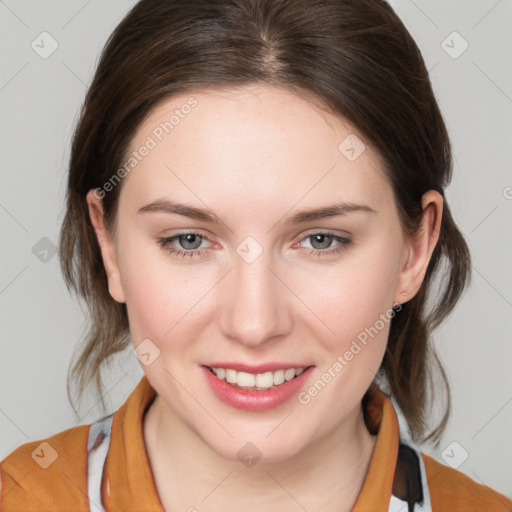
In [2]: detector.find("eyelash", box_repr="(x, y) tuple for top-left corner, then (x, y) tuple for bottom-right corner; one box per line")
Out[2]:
(156, 231), (353, 259)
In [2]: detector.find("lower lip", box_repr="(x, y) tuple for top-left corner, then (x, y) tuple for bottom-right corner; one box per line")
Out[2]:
(201, 365), (315, 412)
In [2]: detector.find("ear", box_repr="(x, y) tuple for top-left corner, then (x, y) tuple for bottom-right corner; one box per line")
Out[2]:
(393, 190), (443, 305)
(86, 189), (126, 303)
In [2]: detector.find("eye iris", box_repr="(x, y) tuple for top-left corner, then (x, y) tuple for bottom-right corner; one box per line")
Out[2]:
(311, 234), (332, 250)
(179, 234), (202, 250)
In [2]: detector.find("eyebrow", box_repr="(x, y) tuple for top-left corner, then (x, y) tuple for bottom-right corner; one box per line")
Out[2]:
(137, 198), (377, 225)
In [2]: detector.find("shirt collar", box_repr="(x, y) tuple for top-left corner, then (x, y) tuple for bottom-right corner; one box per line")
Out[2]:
(352, 385), (400, 510)
(103, 375), (162, 511)
(102, 375), (399, 511)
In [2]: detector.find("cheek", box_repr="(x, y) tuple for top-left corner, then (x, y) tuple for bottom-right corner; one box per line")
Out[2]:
(117, 236), (222, 362)
(303, 238), (401, 390)
(309, 244), (400, 339)
(117, 236), (188, 346)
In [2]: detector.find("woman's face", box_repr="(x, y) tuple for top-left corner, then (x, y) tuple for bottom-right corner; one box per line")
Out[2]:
(89, 84), (427, 462)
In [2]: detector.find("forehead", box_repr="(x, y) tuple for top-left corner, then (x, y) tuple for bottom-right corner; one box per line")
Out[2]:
(119, 84), (391, 214)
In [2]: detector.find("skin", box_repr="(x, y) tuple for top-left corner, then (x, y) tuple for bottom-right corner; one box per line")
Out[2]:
(87, 83), (442, 512)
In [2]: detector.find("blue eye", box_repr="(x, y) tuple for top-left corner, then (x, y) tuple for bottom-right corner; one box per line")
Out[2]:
(157, 231), (353, 259)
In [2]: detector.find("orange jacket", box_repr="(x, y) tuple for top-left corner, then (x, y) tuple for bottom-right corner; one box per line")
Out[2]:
(1, 375), (511, 511)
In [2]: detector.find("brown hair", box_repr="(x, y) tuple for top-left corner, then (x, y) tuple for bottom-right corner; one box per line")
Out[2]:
(59, 0), (471, 445)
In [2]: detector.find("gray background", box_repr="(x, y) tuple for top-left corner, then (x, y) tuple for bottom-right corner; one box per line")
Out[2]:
(1, 0), (511, 499)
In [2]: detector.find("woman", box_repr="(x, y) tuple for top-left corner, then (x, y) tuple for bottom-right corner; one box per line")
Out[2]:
(1, 0), (510, 510)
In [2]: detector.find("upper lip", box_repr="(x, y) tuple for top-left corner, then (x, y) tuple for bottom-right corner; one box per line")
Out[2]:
(203, 362), (314, 373)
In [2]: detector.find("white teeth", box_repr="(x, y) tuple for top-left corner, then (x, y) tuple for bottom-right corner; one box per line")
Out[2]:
(284, 368), (296, 381)
(225, 369), (237, 384)
(255, 371), (274, 389)
(273, 369), (285, 385)
(237, 371), (256, 388)
(210, 366), (308, 390)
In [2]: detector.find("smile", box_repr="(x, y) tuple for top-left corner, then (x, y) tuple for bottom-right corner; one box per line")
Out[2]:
(206, 366), (307, 390)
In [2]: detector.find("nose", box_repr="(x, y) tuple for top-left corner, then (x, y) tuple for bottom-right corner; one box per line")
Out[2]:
(218, 247), (293, 348)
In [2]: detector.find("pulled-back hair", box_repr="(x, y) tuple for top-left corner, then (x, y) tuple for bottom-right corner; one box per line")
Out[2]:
(59, 0), (471, 446)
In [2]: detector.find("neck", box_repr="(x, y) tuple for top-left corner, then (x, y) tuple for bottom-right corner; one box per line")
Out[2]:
(143, 395), (377, 512)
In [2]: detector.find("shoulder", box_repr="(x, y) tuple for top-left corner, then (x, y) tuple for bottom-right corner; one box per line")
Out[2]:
(421, 452), (512, 512)
(0, 423), (90, 511)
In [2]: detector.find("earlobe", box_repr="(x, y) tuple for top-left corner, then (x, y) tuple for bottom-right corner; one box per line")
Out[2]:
(86, 189), (126, 303)
(393, 190), (443, 305)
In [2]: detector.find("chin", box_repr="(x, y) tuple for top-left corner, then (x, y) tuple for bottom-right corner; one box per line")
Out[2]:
(199, 423), (313, 466)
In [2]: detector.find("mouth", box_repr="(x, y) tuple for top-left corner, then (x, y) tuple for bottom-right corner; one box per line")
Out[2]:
(201, 364), (316, 411)
(203, 365), (313, 391)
